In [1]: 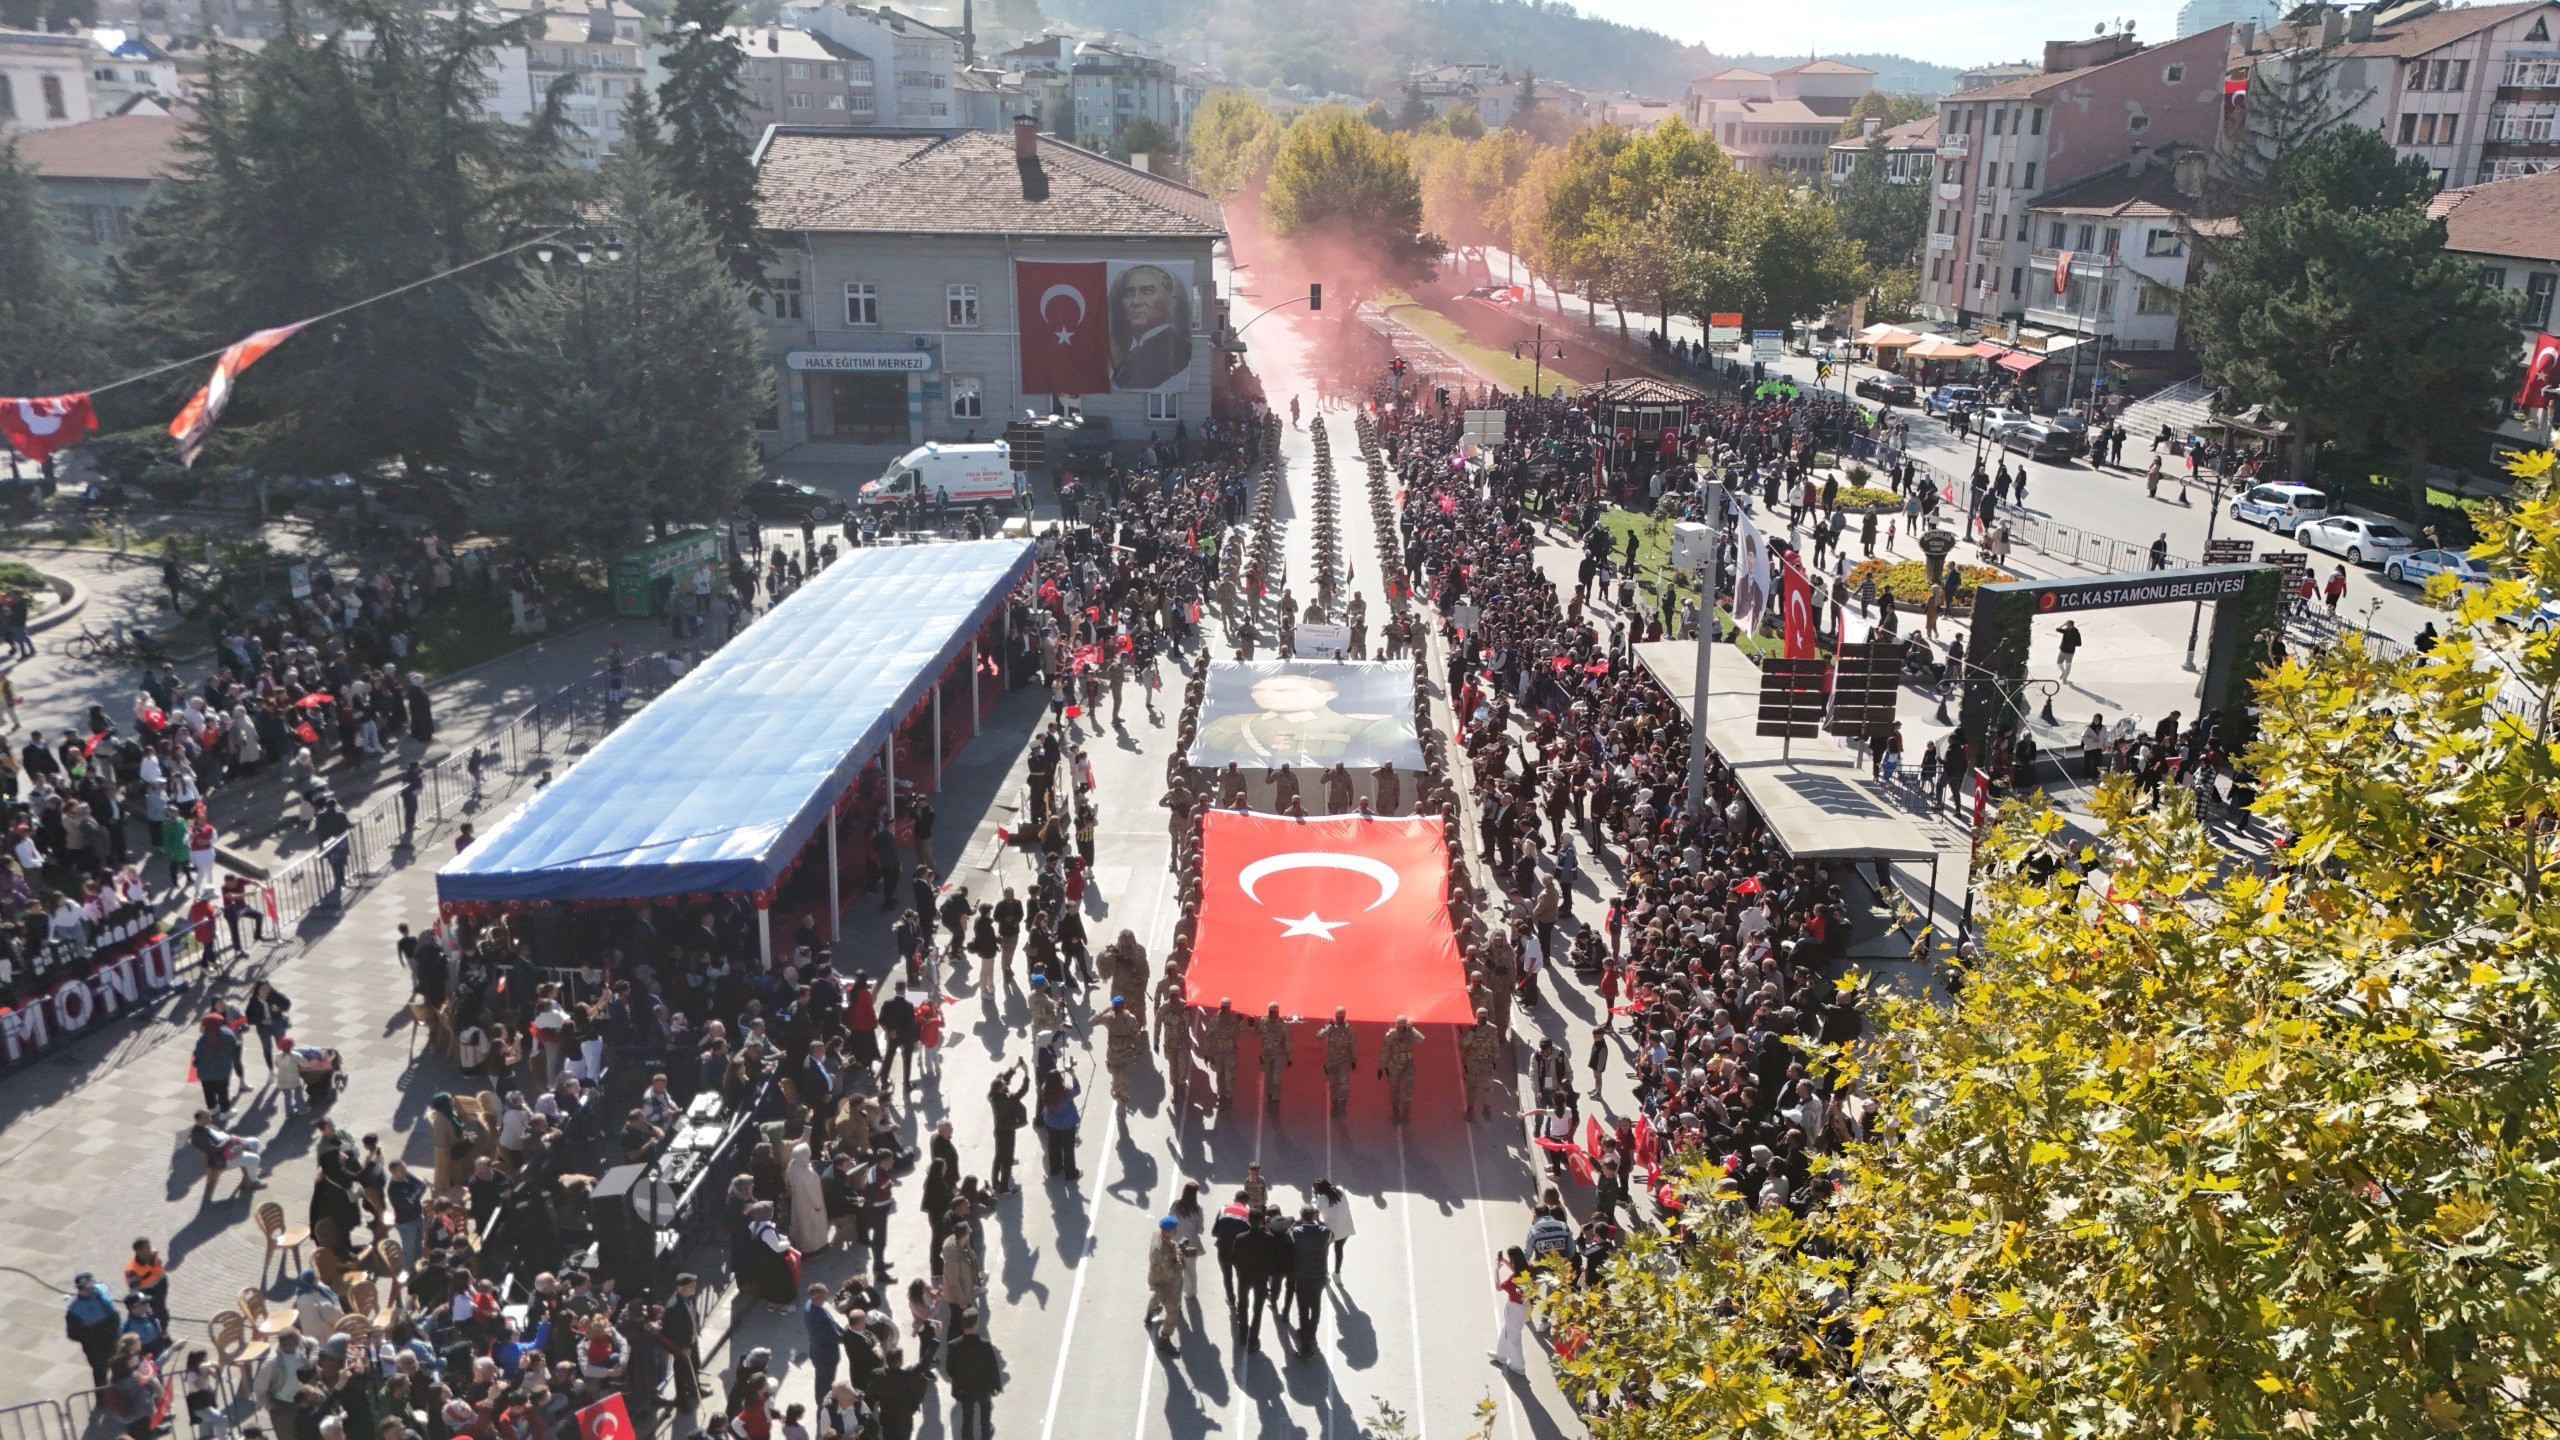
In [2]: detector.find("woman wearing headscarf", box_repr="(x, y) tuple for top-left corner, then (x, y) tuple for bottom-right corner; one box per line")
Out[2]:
(783, 1142), (830, 1255)
(735, 1201), (798, 1311)
(428, 1093), (475, 1191)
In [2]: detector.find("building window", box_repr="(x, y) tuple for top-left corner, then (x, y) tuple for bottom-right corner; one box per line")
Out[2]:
(2448, 60), (2468, 90)
(2506, 56), (2560, 86)
(2098, 281), (2117, 311)
(41, 73), (67, 119)
(2528, 272), (2557, 328)
(1148, 391), (1181, 421)
(2128, 112), (2149, 133)
(2030, 106), (2044, 135)
(2137, 281), (2178, 314)
(2010, 266), (2023, 296)
(2077, 224), (2097, 249)
(827, 94), (846, 109)
(2023, 161), (2037, 189)
(2164, 63), (2185, 83)
(946, 284), (979, 328)
(2491, 102), (2559, 142)
(0, 74), (14, 121)
(787, 92), (813, 108)
(2401, 112), (2420, 143)
(759, 275), (804, 320)
(949, 375), (984, 419)
(1991, 107), (2005, 135)
(2145, 228), (2184, 257)
(2049, 221), (2068, 247)
(844, 282), (877, 326)
(786, 62), (812, 79)
(2102, 225), (2121, 254)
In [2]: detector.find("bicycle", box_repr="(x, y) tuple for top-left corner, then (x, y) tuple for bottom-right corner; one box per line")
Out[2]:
(64, 624), (171, 665)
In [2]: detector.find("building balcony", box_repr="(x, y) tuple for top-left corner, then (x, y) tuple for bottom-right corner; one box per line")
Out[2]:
(2482, 138), (2560, 156)
(2030, 246), (2117, 267)
(1971, 233), (2008, 257)
(2022, 303), (2115, 334)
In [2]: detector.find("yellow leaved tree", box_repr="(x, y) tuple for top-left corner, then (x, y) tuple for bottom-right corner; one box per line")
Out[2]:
(1548, 451), (2560, 1438)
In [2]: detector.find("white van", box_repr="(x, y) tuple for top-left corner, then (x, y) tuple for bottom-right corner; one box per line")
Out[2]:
(858, 442), (1022, 511)
(2229, 482), (2329, 536)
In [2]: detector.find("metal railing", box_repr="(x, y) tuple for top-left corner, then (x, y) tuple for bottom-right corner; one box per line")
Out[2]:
(0, 1399), (69, 1440)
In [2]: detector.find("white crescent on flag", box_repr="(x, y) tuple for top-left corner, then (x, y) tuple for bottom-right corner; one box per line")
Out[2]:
(1236, 851), (1400, 910)
(1039, 283), (1087, 346)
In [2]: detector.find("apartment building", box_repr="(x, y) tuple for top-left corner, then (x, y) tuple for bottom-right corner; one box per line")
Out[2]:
(11, 109), (178, 255)
(801, 5), (965, 129)
(1682, 60), (1877, 178)
(1920, 26), (2236, 327)
(474, 0), (647, 165)
(2020, 143), (2209, 355)
(733, 24), (874, 130)
(1827, 114), (1940, 182)
(0, 27), (98, 131)
(1067, 42), (1177, 150)
(2234, 0), (2560, 185)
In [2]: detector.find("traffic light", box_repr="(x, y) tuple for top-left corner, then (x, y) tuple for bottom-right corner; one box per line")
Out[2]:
(1435, 386), (1450, 409)
(1308, 283), (1322, 312)
(1389, 357), (1407, 378)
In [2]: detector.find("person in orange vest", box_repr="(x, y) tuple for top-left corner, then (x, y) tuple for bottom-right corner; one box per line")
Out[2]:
(122, 1238), (169, 1326)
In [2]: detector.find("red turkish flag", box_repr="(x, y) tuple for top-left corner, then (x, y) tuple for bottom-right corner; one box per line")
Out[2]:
(170, 322), (307, 466)
(574, 1393), (633, 1440)
(0, 393), (97, 463)
(1015, 261), (1110, 396)
(1185, 810), (1469, 1024)
(1780, 556), (1817, 659)
(2053, 251), (2074, 296)
(2518, 332), (2560, 411)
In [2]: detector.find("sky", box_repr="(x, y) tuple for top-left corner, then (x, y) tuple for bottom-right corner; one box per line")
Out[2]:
(1571, 0), (2192, 69)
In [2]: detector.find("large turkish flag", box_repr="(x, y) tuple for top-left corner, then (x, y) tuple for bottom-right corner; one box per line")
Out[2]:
(0, 393), (96, 463)
(1186, 810), (1470, 1025)
(1015, 261), (1111, 396)
(1781, 555), (1817, 659)
(575, 1394), (633, 1440)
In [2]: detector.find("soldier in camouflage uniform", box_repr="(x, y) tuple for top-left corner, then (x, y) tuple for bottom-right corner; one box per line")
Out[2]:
(1160, 776), (1196, 847)
(1027, 973), (1062, 1042)
(1378, 1015), (1422, 1125)
(1256, 1002), (1293, 1112)
(1202, 998), (1245, 1108)
(1144, 1216), (1189, 1351)
(1093, 994), (1149, 1108)
(1458, 1012), (1502, 1122)
(1322, 763), (1355, 815)
(1318, 1006), (1357, 1118)
(1154, 975), (1193, 1106)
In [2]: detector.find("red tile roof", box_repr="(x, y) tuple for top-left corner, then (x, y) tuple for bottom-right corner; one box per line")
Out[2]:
(11, 113), (182, 182)
(2430, 167), (2560, 263)
(754, 128), (1225, 237)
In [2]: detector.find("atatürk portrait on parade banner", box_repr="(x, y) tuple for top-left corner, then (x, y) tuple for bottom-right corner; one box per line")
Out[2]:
(1107, 260), (1195, 393)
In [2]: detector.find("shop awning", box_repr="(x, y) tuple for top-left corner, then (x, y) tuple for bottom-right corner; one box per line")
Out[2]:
(1903, 337), (1976, 360)
(437, 538), (1035, 905)
(1970, 341), (2011, 359)
(1997, 350), (2046, 373)
(1857, 324), (1923, 348)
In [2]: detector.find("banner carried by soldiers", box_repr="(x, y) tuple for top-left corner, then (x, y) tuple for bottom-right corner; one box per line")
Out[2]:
(1182, 810), (1469, 1024)
(1184, 660), (1423, 771)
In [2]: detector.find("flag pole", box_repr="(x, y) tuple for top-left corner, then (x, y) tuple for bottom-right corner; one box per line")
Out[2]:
(1682, 481), (1724, 819)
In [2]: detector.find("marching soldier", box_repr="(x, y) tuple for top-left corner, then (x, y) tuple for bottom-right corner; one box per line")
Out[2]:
(1378, 1015), (1422, 1125)
(1027, 973), (1061, 1040)
(1160, 776), (1196, 846)
(1272, 765), (1302, 813)
(1216, 763), (1248, 809)
(1257, 1003), (1292, 1112)
(1459, 1012), (1501, 1122)
(1323, 763), (1355, 816)
(1318, 1006), (1357, 1118)
(1106, 931), (1152, 1030)
(1155, 978), (1193, 1104)
(1094, 995), (1149, 1108)
(1144, 1215), (1190, 1353)
(1203, 999), (1245, 1108)
(1374, 763), (1401, 816)
(1482, 932), (1518, 1034)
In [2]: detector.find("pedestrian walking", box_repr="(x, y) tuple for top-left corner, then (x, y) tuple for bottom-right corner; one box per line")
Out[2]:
(944, 1312), (1001, 1440)
(1488, 1247), (1531, 1373)
(2057, 619), (2082, 682)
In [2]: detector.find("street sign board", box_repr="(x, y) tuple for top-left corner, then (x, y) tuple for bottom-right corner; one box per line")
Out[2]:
(2202, 538), (2256, 566)
(1752, 330), (1783, 362)
(1755, 656), (1828, 739)
(2261, 548), (2306, 574)
(1462, 409), (1507, 444)
(1001, 420), (1048, 468)
(1710, 313), (1744, 345)
(1916, 529), (1959, 558)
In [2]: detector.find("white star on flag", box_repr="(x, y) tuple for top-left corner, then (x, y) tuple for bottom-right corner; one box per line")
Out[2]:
(1275, 912), (1346, 941)
(1055, 327), (1075, 345)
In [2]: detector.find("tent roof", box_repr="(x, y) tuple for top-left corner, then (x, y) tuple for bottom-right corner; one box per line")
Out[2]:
(1902, 337), (1975, 360)
(438, 539), (1034, 905)
(1633, 640), (1940, 861)
(1857, 324), (1922, 347)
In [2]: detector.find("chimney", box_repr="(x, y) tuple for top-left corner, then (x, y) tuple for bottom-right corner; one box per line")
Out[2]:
(766, 23), (780, 49)
(2128, 143), (2151, 174)
(2319, 9), (2346, 46)
(587, 2), (612, 42)
(2347, 7), (2373, 41)
(2235, 20), (2256, 50)
(1014, 115), (1049, 200)
(1862, 116), (1880, 137)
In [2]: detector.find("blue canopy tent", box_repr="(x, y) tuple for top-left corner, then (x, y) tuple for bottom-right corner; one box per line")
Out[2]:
(439, 539), (1034, 955)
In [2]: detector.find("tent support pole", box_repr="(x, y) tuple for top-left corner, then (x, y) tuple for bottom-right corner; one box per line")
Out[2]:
(933, 678), (944, 791)
(757, 902), (772, 969)
(828, 810), (841, 943)
(970, 638), (981, 728)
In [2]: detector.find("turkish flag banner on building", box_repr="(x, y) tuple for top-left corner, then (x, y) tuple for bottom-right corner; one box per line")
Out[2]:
(574, 1393), (633, 1440)
(0, 393), (98, 463)
(170, 322), (308, 467)
(2053, 251), (2075, 296)
(2518, 332), (2560, 411)
(1185, 810), (1469, 1025)
(1781, 556), (1817, 659)
(1014, 261), (1111, 396)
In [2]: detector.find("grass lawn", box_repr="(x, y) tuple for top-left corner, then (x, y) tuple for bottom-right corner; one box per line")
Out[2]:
(1378, 291), (1582, 397)
(1591, 508), (1782, 658)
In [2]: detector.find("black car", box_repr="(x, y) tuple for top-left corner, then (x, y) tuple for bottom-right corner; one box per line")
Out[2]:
(742, 478), (848, 523)
(1855, 373), (1918, 406)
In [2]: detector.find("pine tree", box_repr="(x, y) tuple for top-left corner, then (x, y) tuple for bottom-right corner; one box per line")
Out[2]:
(0, 136), (102, 399)
(1507, 67), (1539, 131)
(1832, 133), (1928, 269)
(112, 0), (576, 477)
(657, 0), (774, 293)
(619, 81), (665, 166)
(461, 148), (772, 561)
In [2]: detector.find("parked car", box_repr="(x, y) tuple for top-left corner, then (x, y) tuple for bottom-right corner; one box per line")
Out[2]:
(2383, 548), (2490, 589)
(1973, 406), (2034, 438)
(2505, 597), (2560, 631)
(2229, 483), (2331, 535)
(742, 477), (848, 523)
(2042, 410), (2092, 454)
(1925, 384), (1984, 418)
(2298, 514), (2419, 566)
(1855, 373), (1917, 406)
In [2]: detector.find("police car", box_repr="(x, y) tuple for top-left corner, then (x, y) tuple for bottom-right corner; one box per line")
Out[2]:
(2228, 483), (2330, 536)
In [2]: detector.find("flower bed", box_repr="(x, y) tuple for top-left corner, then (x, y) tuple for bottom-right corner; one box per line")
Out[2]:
(1845, 557), (2014, 609)
(1833, 485), (1905, 512)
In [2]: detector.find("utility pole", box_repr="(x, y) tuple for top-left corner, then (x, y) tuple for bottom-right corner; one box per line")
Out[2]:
(1683, 481), (1726, 818)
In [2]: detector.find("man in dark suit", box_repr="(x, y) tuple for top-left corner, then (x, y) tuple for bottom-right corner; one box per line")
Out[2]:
(663, 1272), (703, 1407)
(1110, 264), (1191, 390)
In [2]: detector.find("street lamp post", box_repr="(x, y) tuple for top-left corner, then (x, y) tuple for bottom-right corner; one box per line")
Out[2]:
(2182, 470), (2229, 674)
(1513, 325), (1566, 398)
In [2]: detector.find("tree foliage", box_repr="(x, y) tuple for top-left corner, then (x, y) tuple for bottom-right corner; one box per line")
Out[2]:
(112, 0), (576, 478)
(461, 150), (770, 562)
(1185, 90), (1285, 201)
(1550, 443), (2560, 1440)
(2187, 126), (2515, 503)
(1262, 106), (1444, 299)
(656, 0), (773, 292)
(0, 136), (103, 398)
(1833, 89), (1934, 140)
(1832, 134), (1928, 269)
